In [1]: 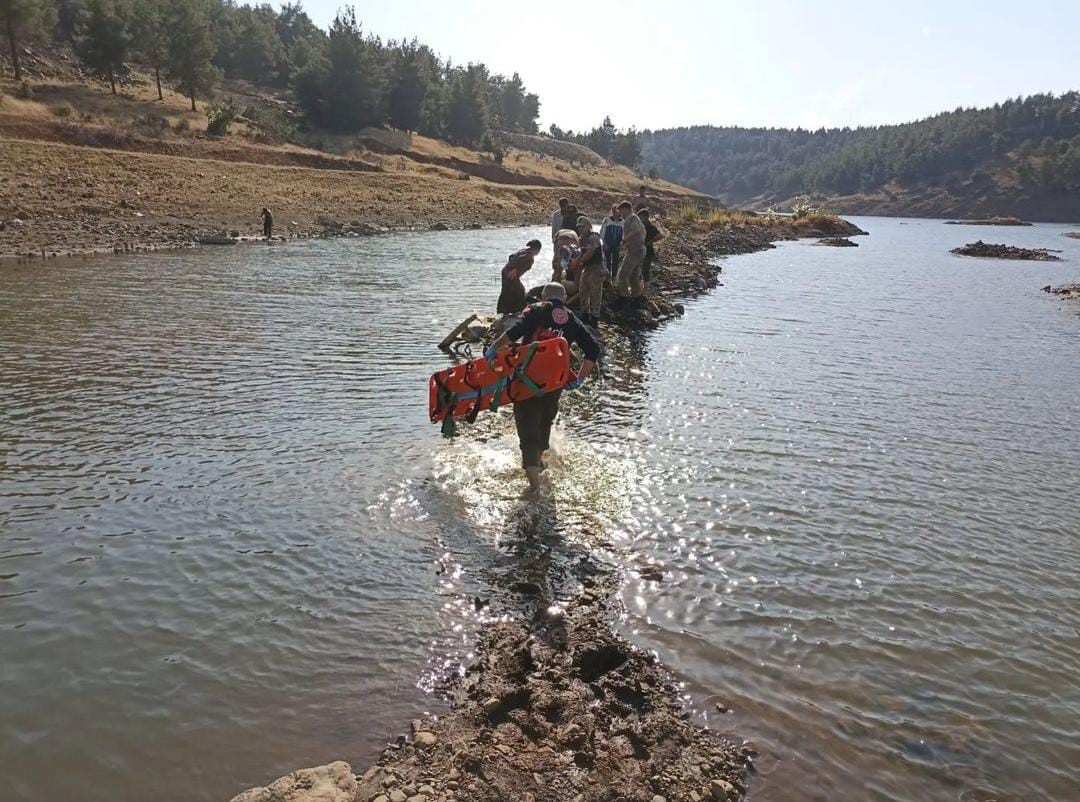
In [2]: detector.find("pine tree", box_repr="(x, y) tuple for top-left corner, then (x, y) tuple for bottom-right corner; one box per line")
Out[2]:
(294, 6), (384, 132)
(76, 0), (131, 95)
(445, 64), (487, 146)
(2, 0), (57, 81)
(131, 0), (166, 100)
(164, 0), (219, 112)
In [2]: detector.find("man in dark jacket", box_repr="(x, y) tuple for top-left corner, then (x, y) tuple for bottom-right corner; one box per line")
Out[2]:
(496, 240), (542, 315)
(639, 207), (665, 294)
(486, 282), (602, 490)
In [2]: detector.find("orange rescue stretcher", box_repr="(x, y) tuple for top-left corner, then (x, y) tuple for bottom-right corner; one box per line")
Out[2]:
(429, 337), (572, 436)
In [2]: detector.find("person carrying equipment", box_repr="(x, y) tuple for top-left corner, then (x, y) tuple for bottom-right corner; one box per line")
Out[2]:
(485, 282), (601, 490)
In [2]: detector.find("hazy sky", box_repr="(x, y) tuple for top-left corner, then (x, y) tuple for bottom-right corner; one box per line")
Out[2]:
(301, 0), (1079, 132)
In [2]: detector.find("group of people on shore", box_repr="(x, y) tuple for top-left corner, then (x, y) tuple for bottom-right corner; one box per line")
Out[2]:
(496, 187), (665, 329)
(489, 188), (666, 489)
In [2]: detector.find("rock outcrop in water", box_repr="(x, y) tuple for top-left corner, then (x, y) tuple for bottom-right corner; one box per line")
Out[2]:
(815, 237), (858, 247)
(1044, 283), (1080, 300)
(944, 217), (1032, 226)
(951, 241), (1062, 261)
(229, 584), (751, 802)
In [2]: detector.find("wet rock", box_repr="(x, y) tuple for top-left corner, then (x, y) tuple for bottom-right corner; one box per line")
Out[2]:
(228, 761), (357, 802)
(951, 240), (1061, 261)
(639, 566), (665, 582)
(430, 222), (449, 231)
(1048, 282), (1080, 300)
(711, 778), (735, 801)
(413, 731), (437, 749)
(816, 237), (857, 247)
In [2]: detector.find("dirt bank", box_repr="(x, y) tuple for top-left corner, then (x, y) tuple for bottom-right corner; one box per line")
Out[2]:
(0, 138), (670, 261)
(232, 582), (752, 802)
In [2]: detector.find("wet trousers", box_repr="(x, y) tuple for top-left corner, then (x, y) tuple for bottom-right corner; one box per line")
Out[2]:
(578, 265), (606, 316)
(615, 246), (645, 297)
(513, 390), (562, 468)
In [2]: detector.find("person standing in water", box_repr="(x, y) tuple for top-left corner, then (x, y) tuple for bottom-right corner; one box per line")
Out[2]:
(261, 207), (273, 240)
(485, 282), (601, 491)
(497, 239), (542, 315)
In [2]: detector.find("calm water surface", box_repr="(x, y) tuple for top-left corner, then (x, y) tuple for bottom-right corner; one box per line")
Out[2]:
(1, 219), (1078, 802)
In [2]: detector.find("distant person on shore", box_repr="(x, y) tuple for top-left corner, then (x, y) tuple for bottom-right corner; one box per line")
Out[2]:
(551, 198), (569, 242)
(633, 186), (650, 212)
(562, 204), (580, 234)
(600, 204), (623, 275)
(638, 208), (665, 293)
(614, 201), (647, 304)
(261, 208), (273, 240)
(497, 240), (542, 315)
(485, 282), (601, 491)
(572, 216), (605, 327)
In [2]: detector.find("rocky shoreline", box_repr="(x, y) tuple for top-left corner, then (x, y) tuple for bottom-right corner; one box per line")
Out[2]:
(233, 583), (753, 802)
(951, 240), (1062, 261)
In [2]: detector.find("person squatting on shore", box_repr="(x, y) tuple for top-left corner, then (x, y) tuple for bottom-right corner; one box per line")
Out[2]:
(571, 216), (605, 327)
(600, 204), (623, 275)
(485, 282), (601, 490)
(614, 200), (647, 304)
(497, 239), (542, 315)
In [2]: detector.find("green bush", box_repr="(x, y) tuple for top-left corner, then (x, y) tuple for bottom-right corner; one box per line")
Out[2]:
(206, 99), (238, 137)
(240, 103), (295, 143)
(49, 104), (74, 118)
(16, 81), (33, 100)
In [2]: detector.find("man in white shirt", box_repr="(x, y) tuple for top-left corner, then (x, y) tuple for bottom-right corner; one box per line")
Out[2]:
(551, 197), (570, 242)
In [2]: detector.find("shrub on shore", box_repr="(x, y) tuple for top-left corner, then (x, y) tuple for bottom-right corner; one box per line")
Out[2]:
(206, 99), (238, 137)
(671, 204), (703, 225)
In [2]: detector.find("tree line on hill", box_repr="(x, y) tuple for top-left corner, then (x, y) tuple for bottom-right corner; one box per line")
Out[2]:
(547, 117), (644, 171)
(640, 93), (1080, 203)
(1, 0), (541, 145)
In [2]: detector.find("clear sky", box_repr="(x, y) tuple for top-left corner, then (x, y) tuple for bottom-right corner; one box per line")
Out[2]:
(300, 0), (1079, 132)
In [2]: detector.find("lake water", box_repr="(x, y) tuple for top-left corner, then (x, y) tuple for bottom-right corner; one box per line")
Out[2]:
(1, 218), (1078, 802)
